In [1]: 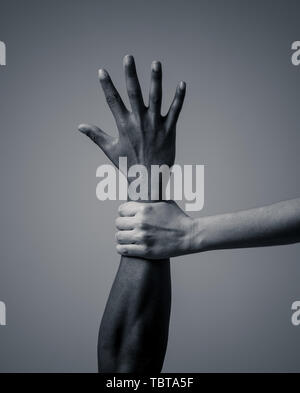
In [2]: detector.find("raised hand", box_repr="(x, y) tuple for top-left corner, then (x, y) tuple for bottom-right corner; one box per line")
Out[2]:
(78, 55), (186, 172)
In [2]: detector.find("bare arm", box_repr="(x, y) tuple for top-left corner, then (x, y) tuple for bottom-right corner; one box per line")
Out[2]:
(78, 56), (186, 372)
(98, 256), (171, 372)
(116, 199), (300, 259)
(198, 198), (300, 252)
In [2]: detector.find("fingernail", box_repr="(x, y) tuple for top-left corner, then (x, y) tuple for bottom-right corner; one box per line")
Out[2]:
(98, 69), (108, 80)
(152, 61), (161, 72)
(123, 54), (134, 66)
(78, 124), (88, 134)
(179, 81), (186, 90)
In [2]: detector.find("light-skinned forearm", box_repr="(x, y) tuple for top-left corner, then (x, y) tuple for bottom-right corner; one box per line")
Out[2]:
(193, 198), (300, 253)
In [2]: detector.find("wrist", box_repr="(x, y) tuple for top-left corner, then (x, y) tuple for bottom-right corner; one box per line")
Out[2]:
(188, 217), (210, 254)
(127, 177), (165, 202)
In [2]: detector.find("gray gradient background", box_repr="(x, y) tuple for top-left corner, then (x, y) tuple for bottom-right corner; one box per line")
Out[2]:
(0, 0), (299, 372)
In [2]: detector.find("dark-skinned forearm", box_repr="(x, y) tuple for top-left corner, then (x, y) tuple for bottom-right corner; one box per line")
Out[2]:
(98, 256), (171, 373)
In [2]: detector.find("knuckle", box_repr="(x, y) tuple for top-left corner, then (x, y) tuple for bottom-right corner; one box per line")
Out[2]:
(140, 204), (152, 215)
(145, 205), (153, 214)
(128, 90), (138, 100)
(115, 218), (121, 228)
(106, 91), (120, 106)
(137, 220), (146, 230)
(138, 231), (146, 242)
(142, 232), (153, 247)
(126, 201), (135, 210)
(139, 205), (146, 214)
(118, 204), (125, 215)
(86, 131), (97, 142)
(142, 222), (149, 230)
(142, 245), (149, 257)
(116, 245), (126, 254)
(150, 95), (160, 105)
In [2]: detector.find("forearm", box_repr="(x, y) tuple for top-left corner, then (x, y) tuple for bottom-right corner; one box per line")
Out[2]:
(193, 198), (300, 252)
(98, 256), (171, 373)
(98, 179), (173, 373)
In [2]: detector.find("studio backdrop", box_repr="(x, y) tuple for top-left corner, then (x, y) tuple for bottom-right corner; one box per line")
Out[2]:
(0, 0), (299, 373)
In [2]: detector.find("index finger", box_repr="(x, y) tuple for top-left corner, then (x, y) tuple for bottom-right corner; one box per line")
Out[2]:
(118, 201), (142, 217)
(99, 69), (128, 124)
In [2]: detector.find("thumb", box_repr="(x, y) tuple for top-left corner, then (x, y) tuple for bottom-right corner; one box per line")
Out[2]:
(78, 124), (114, 153)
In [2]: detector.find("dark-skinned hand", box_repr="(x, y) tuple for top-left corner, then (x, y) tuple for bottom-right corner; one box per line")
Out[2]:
(78, 55), (186, 174)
